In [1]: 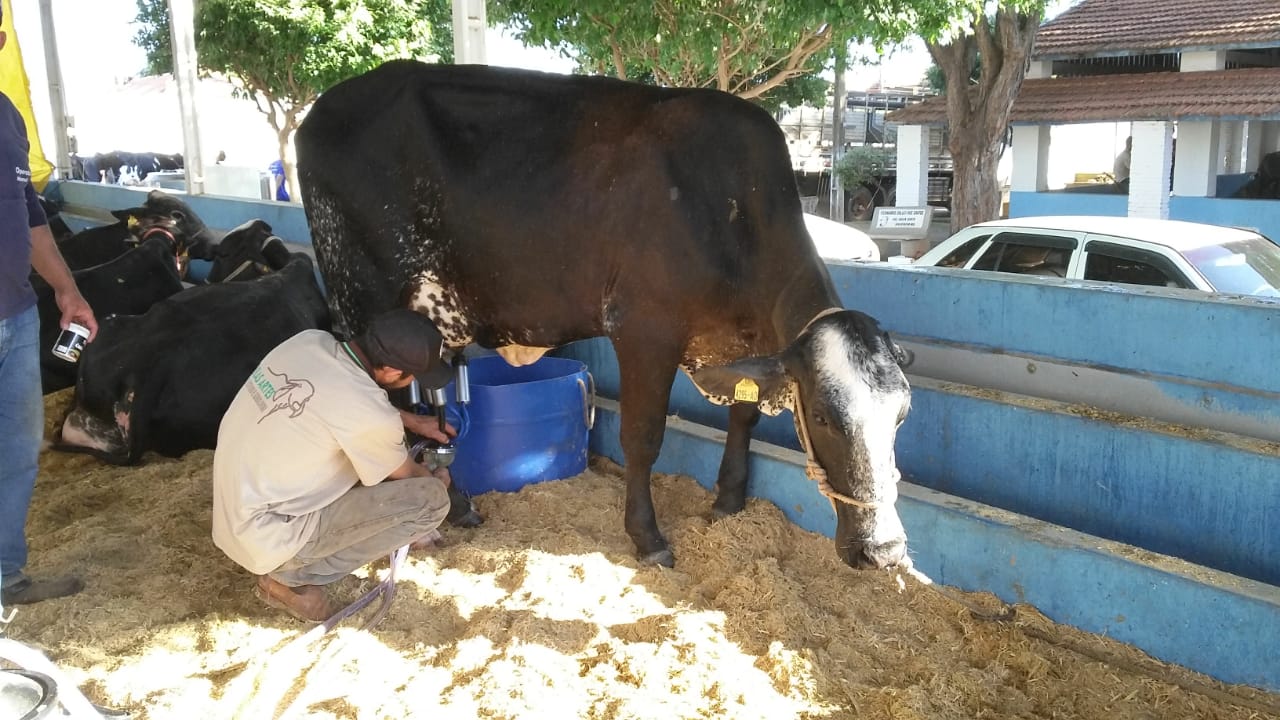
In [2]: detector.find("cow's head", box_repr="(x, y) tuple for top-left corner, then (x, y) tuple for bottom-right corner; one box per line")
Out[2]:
(206, 219), (291, 283)
(693, 310), (912, 570)
(114, 190), (221, 275)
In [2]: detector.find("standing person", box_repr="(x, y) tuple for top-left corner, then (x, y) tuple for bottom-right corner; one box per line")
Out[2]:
(268, 158), (290, 202)
(1, 6), (99, 606)
(212, 309), (458, 622)
(1113, 136), (1133, 186)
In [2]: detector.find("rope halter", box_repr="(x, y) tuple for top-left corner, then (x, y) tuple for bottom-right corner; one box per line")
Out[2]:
(792, 307), (882, 511)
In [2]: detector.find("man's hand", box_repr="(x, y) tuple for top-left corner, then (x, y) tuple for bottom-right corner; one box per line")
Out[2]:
(55, 287), (99, 340)
(400, 409), (457, 445)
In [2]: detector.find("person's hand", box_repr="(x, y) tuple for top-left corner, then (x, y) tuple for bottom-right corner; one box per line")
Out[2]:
(55, 288), (98, 341)
(403, 412), (457, 445)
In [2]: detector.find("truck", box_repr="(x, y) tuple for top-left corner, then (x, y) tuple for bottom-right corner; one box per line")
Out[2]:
(776, 88), (954, 220)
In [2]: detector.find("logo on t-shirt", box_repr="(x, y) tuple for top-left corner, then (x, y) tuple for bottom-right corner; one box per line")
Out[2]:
(249, 366), (315, 423)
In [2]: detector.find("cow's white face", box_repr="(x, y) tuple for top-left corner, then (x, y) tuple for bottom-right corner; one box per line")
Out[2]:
(801, 324), (910, 569)
(684, 310), (912, 570)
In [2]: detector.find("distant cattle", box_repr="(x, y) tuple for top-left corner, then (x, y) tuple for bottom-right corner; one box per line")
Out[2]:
(296, 61), (913, 570)
(52, 190), (219, 274)
(57, 252), (331, 464)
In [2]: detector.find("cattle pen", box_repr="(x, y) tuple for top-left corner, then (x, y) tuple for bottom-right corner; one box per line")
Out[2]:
(17, 180), (1280, 718)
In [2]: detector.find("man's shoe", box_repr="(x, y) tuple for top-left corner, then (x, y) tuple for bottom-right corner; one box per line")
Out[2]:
(409, 529), (446, 553)
(254, 575), (335, 622)
(1, 575), (84, 605)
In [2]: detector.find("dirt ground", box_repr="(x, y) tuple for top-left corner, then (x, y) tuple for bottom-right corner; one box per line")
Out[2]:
(6, 390), (1279, 719)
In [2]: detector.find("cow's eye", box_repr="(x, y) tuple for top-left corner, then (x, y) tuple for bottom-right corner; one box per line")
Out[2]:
(811, 411), (829, 427)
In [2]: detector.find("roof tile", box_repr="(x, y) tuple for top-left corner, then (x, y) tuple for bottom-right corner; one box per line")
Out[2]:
(884, 67), (1280, 125)
(1034, 0), (1280, 57)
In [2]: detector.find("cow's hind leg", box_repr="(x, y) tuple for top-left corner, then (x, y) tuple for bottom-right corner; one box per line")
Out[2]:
(711, 401), (761, 518)
(613, 336), (682, 567)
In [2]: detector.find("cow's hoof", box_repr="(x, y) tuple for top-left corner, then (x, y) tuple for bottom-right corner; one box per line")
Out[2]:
(639, 548), (675, 567)
(710, 500), (745, 519)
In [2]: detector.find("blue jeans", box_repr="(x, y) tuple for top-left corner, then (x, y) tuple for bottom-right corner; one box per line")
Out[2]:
(0, 305), (42, 588)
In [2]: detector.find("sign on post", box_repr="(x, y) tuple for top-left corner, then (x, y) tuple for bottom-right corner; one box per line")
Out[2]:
(869, 206), (935, 260)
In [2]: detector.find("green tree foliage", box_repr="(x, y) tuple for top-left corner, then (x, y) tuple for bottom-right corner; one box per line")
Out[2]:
(489, 0), (924, 107)
(132, 0), (450, 195)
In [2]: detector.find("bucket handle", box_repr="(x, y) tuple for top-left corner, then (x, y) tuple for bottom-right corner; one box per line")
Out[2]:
(577, 373), (596, 430)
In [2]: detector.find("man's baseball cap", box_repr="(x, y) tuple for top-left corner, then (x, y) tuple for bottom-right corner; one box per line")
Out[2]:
(362, 309), (453, 389)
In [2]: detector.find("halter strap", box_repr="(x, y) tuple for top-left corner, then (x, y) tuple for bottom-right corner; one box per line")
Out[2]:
(791, 306), (882, 510)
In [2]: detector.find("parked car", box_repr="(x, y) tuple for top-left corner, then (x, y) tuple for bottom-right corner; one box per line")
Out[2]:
(913, 215), (1280, 297)
(803, 212), (880, 262)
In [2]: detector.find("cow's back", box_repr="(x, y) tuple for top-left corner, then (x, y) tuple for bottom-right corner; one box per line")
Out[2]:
(297, 61), (821, 356)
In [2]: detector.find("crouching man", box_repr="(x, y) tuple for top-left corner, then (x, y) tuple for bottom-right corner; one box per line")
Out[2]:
(212, 309), (457, 621)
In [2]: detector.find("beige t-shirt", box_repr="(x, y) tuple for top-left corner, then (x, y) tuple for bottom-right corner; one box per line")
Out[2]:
(211, 329), (408, 574)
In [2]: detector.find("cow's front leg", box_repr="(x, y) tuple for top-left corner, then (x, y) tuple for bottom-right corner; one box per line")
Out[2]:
(712, 401), (761, 517)
(614, 336), (681, 567)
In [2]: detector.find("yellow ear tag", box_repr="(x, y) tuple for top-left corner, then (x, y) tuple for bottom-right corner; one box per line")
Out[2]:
(127, 215), (139, 228)
(733, 378), (759, 403)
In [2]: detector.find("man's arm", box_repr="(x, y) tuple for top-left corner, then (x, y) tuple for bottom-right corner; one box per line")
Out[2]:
(30, 223), (98, 340)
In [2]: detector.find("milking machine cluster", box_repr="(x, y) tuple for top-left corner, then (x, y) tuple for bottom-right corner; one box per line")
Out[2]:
(408, 355), (471, 467)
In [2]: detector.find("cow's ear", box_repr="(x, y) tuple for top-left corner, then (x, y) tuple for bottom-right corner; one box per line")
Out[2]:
(689, 355), (790, 405)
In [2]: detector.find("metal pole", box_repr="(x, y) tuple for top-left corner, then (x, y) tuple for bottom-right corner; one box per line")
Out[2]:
(167, 0), (204, 194)
(452, 0), (487, 64)
(829, 51), (847, 222)
(36, 0), (70, 179)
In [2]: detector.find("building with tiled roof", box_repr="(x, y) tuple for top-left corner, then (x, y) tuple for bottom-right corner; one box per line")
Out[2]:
(885, 0), (1280, 241)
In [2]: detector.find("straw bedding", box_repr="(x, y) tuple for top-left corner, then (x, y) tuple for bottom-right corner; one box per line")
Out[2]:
(7, 389), (1278, 719)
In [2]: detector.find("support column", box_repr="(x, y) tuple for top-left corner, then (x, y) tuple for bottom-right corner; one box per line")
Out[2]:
(895, 124), (929, 206)
(1244, 121), (1264, 171)
(1220, 121), (1242, 174)
(1011, 125), (1050, 192)
(1173, 121), (1221, 197)
(452, 0), (487, 64)
(1129, 122), (1173, 219)
(1263, 122), (1280, 155)
(167, 0), (204, 195)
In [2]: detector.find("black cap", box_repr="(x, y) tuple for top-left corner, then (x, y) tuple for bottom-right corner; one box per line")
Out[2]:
(361, 310), (453, 389)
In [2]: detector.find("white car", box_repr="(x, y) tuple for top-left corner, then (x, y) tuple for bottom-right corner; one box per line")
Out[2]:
(913, 215), (1280, 297)
(803, 212), (880, 262)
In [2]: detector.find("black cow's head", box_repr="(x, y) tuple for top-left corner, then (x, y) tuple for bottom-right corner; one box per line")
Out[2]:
(692, 310), (913, 570)
(114, 190), (220, 276)
(205, 219), (292, 283)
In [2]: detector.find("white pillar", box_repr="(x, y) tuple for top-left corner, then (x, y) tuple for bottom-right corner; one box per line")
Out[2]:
(1220, 121), (1242, 174)
(452, 0), (487, 64)
(167, 0), (204, 195)
(1128, 121), (1173, 219)
(37, 0), (71, 179)
(895, 124), (929, 206)
(1173, 121), (1221, 197)
(1011, 125), (1050, 192)
(1244, 121), (1264, 171)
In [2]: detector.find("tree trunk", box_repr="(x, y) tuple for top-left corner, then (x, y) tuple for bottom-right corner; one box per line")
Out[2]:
(927, 5), (1042, 233)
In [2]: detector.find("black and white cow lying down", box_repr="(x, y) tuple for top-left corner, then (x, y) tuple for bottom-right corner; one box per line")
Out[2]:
(295, 61), (913, 569)
(56, 249), (331, 464)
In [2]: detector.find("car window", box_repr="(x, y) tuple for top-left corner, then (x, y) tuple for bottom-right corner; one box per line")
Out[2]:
(971, 232), (1075, 277)
(1083, 241), (1192, 289)
(933, 234), (991, 268)
(1180, 235), (1280, 297)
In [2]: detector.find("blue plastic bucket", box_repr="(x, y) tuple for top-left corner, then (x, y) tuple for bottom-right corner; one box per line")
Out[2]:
(447, 355), (594, 495)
